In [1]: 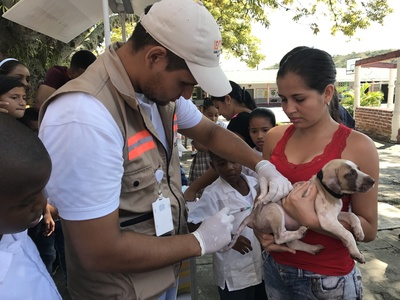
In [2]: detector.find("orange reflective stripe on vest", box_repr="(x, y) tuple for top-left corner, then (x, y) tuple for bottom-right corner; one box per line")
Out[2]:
(127, 130), (156, 160)
(173, 113), (178, 132)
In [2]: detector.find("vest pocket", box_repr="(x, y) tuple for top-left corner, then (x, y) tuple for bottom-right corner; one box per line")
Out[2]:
(121, 165), (157, 193)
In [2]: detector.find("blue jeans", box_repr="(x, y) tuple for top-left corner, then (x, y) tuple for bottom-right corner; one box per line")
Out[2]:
(263, 252), (363, 299)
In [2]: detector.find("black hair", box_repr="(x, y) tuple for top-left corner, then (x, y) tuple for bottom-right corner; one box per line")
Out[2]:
(70, 50), (97, 71)
(129, 5), (188, 72)
(0, 75), (25, 96)
(211, 80), (257, 110)
(208, 150), (221, 163)
(0, 113), (51, 195)
(249, 107), (276, 127)
(278, 46), (336, 94)
(203, 97), (214, 111)
(0, 60), (26, 76)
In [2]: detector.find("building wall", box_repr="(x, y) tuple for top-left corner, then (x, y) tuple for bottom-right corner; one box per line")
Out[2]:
(355, 107), (394, 142)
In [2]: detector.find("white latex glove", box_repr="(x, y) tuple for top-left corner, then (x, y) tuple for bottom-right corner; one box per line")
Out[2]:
(192, 207), (234, 256)
(256, 160), (293, 204)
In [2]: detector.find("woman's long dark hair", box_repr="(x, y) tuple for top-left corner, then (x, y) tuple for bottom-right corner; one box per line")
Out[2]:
(211, 80), (256, 110)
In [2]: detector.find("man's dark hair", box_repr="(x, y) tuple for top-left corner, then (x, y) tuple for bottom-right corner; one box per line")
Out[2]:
(70, 50), (96, 71)
(128, 5), (188, 72)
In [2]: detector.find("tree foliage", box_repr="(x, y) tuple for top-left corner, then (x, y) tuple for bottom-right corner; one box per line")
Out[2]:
(341, 83), (383, 116)
(0, 0), (394, 83)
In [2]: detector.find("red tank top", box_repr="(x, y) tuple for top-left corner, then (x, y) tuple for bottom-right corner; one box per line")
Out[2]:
(270, 124), (354, 276)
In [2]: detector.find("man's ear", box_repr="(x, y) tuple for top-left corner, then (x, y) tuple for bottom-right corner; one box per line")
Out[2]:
(145, 46), (168, 68)
(225, 95), (232, 105)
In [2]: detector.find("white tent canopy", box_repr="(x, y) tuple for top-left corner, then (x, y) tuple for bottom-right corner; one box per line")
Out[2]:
(2, 0), (158, 45)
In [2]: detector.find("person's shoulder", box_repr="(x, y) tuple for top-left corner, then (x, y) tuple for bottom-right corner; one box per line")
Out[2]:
(347, 129), (376, 150)
(266, 124), (290, 139)
(46, 65), (67, 75)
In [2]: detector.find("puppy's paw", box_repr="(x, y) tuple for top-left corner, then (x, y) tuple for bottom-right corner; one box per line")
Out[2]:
(309, 244), (324, 255)
(351, 252), (366, 264)
(298, 226), (308, 237)
(352, 226), (365, 241)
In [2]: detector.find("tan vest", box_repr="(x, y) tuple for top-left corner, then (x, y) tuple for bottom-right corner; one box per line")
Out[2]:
(40, 43), (188, 300)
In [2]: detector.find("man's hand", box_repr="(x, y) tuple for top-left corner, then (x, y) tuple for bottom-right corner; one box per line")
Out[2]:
(256, 160), (292, 203)
(192, 207), (234, 256)
(232, 235), (253, 255)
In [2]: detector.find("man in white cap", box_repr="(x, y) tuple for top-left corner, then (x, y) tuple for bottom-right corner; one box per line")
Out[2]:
(39, 0), (292, 299)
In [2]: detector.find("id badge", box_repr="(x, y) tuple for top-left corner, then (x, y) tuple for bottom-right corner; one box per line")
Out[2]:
(152, 197), (174, 236)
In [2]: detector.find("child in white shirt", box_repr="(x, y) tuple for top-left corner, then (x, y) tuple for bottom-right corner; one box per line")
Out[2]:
(188, 150), (264, 300)
(0, 114), (61, 299)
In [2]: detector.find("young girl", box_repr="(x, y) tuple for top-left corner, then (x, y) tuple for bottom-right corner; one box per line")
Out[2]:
(248, 107), (276, 155)
(188, 98), (226, 198)
(0, 75), (27, 118)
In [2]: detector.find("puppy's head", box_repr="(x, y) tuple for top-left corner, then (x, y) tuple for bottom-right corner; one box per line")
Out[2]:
(319, 159), (375, 195)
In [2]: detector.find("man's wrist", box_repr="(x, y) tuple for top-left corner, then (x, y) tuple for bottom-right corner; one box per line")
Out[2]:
(255, 160), (274, 173)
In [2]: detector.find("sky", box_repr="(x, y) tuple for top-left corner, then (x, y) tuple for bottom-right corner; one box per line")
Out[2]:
(220, 0), (400, 71)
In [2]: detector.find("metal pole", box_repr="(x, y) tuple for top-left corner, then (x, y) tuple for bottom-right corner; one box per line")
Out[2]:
(102, 0), (111, 47)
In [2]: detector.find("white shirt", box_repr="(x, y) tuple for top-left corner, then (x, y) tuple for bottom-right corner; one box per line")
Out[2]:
(188, 175), (263, 291)
(39, 93), (202, 221)
(0, 231), (61, 299)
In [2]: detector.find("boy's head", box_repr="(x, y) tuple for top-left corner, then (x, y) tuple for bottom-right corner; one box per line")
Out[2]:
(0, 114), (52, 236)
(209, 151), (242, 185)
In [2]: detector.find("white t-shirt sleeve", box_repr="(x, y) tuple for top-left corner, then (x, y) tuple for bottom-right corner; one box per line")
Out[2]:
(39, 93), (123, 221)
(175, 97), (202, 129)
(187, 188), (220, 224)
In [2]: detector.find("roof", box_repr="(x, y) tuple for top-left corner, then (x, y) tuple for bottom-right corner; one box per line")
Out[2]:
(2, 0), (157, 43)
(223, 68), (395, 85)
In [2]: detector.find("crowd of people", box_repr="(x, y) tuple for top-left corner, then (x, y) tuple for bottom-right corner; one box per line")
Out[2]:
(0, 0), (378, 299)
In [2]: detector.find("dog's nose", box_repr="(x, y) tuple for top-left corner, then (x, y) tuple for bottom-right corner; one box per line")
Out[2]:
(361, 176), (375, 192)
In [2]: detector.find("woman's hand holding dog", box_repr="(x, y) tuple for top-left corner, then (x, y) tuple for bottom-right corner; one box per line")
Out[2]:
(282, 181), (320, 229)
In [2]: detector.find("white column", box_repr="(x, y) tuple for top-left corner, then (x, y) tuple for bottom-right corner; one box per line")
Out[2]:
(353, 65), (361, 112)
(387, 68), (396, 109)
(102, 0), (111, 47)
(391, 58), (400, 142)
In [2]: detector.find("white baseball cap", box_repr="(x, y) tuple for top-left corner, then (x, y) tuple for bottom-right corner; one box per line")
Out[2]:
(140, 0), (231, 97)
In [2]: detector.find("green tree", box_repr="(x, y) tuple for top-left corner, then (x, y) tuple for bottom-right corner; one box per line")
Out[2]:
(341, 83), (383, 116)
(0, 0), (394, 82)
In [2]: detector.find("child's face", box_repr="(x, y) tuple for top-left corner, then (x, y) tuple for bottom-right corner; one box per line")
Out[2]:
(203, 106), (219, 123)
(211, 155), (242, 185)
(249, 116), (274, 152)
(8, 64), (31, 88)
(212, 99), (232, 120)
(0, 87), (27, 119)
(0, 173), (48, 235)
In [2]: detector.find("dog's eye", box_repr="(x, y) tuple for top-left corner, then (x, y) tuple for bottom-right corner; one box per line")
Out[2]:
(345, 169), (357, 178)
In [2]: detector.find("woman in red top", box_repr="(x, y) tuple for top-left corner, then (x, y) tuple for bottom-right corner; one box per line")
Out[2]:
(259, 47), (379, 299)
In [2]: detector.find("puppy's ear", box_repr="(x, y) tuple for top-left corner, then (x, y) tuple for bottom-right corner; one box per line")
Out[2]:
(321, 166), (342, 194)
(324, 177), (341, 194)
